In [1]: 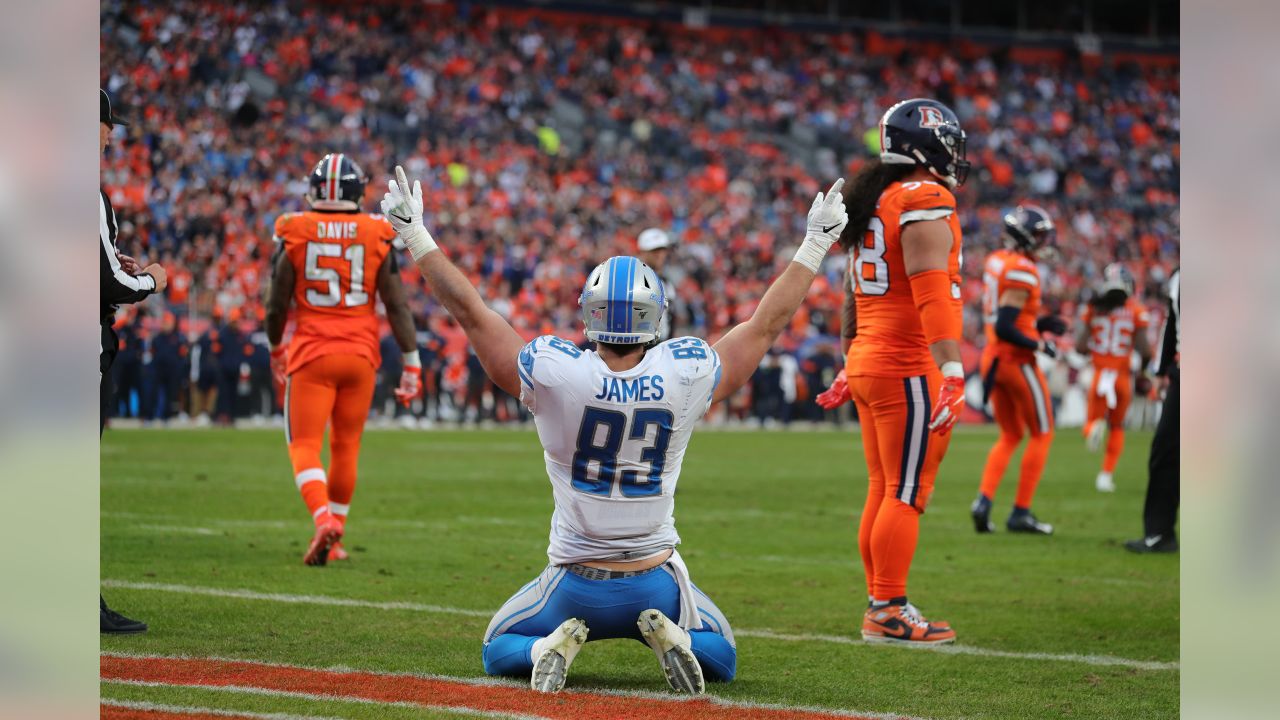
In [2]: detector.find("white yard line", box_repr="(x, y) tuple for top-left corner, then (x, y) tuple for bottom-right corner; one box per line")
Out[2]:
(102, 579), (492, 618)
(101, 579), (1178, 671)
(733, 629), (1179, 671)
(101, 697), (344, 720)
(103, 680), (544, 720)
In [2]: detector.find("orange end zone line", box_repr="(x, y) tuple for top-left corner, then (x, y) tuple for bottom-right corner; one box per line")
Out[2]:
(101, 654), (882, 720)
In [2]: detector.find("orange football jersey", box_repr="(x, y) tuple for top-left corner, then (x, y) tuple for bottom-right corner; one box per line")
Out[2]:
(981, 249), (1042, 364)
(1082, 298), (1151, 373)
(846, 179), (963, 378)
(274, 210), (397, 374)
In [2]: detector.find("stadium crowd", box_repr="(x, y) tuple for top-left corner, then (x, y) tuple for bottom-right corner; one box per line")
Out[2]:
(99, 0), (1179, 426)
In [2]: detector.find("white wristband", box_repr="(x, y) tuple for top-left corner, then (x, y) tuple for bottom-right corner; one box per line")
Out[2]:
(403, 224), (439, 262)
(792, 236), (831, 274)
(940, 361), (964, 379)
(402, 350), (421, 368)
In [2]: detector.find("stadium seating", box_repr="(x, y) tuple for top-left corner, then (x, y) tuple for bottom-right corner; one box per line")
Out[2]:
(99, 0), (1179, 424)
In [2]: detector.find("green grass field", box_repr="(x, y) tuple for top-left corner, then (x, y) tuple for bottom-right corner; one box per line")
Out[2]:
(101, 426), (1177, 719)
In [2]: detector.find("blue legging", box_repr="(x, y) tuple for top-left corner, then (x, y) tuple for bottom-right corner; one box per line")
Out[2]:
(481, 564), (737, 682)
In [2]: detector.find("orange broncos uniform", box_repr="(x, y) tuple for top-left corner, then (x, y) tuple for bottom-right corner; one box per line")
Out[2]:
(274, 210), (396, 536)
(979, 249), (1052, 433)
(977, 249), (1053, 510)
(844, 179), (962, 602)
(1082, 299), (1151, 427)
(1082, 298), (1151, 478)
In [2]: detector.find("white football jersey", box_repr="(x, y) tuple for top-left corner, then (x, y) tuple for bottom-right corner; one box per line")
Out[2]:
(517, 335), (721, 565)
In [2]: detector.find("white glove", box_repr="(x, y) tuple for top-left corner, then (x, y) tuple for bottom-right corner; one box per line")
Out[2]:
(794, 178), (847, 273)
(380, 165), (438, 261)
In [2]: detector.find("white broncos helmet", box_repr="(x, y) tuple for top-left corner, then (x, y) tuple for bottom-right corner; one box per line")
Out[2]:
(579, 256), (668, 345)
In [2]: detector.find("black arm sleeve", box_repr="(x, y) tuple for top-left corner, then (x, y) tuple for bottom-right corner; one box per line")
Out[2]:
(1155, 297), (1178, 376)
(995, 305), (1039, 350)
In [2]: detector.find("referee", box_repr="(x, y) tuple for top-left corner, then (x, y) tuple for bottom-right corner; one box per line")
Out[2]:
(1126, 268), (1179, 553)
(100, 89), (166, 632)
(637, 228), (676, 341)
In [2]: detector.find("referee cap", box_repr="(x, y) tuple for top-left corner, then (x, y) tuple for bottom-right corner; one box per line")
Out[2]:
(101, 89), (129, 127)
(637, 228), (672, 252)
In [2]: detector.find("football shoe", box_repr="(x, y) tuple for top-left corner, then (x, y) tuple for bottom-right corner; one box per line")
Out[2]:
(862, 601), (955, 645)
(638, 609), (705, 694)
(530, 618), (589, 693)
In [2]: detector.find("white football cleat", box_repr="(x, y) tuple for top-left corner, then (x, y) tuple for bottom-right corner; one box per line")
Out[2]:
(1095, 471), (1115, 493)
(637, 609), (705, 694)
(529, 618), (588, 693)
(1085, 421), (1106, 452)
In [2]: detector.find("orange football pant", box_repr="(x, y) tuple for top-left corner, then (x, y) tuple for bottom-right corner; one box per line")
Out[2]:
(979, 358), (1054, 509)
(1085, 369), (1133, 473)
(849, 370), (950, 601)
(285, 354), (376, 528)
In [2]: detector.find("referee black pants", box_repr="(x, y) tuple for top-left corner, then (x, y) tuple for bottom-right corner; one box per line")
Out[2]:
(101, 324), (117, 436)
(1142, 367), (1179, 538)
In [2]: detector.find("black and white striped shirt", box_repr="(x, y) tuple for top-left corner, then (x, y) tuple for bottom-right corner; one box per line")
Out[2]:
(100, 189), (154, 325)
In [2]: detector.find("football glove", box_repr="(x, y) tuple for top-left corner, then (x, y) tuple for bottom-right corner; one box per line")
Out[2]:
(269, 344), (288, 399)
(928, 362), (965, 434)
(794, 178), (847, 273)
(1035, 315), (1068, 336)
(394, 351), (423, 407)
(1037, 339), (1059, 359)
(380, 166), (437, 261)
(815, 373), (851, 409)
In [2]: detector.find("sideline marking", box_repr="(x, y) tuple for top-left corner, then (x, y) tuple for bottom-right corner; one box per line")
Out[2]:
(102, 579), (1179, 671)
(101, 654), (900, 720)
(103, 683), (544, 720)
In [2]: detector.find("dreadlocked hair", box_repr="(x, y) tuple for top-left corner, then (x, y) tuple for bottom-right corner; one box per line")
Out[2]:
(837, 159), (915, 252)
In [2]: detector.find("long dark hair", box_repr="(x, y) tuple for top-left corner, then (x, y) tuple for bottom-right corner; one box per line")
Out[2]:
(838, 159), (915, 251)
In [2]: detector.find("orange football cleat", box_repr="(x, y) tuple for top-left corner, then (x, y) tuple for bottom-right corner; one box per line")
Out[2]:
(303, 516), (343, 567)
(328, 541), (349, 562)
(862, 602), (956, 645)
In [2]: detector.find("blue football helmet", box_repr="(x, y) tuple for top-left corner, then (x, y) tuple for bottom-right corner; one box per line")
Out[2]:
(1003, 203), (1056, 252)
(307, 153), (366, 211)
(878, 98), (970, 188)
(579, 256), (667, 345)
(1099, 263), (1136, 300)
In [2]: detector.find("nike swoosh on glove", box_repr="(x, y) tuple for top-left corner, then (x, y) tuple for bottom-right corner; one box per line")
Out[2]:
(928, 375), (965, 433)
(815, 373), (851, 410)
(380, 165), (437, 260)
(794, 178), (848, 272)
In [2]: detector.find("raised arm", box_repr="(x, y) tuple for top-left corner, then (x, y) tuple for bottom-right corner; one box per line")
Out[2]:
(381, 166), (525, 398)
(711, 178), (847, 404)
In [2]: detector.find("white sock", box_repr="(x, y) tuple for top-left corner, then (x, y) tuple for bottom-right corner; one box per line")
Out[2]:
(529, 635), (549, 661)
